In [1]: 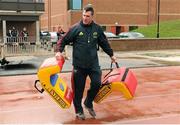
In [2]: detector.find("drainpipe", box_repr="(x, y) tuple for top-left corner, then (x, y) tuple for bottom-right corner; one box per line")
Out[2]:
(157, 0), (160, 38)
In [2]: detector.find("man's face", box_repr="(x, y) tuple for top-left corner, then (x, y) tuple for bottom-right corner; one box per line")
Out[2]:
(82, 10), (93, 25)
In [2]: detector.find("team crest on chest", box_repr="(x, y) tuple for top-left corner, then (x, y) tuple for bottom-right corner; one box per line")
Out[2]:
(79, 32), (84, 36)
(93, 32), (98, 38)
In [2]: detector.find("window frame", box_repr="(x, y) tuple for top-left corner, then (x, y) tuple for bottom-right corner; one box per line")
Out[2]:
(68, 0), (82, 10)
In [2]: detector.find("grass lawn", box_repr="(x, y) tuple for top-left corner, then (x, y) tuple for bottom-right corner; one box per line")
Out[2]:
(133, 20), (180, 38)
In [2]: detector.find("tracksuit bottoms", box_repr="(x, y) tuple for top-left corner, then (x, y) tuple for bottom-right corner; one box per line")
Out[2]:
(71, 66), (102, 113)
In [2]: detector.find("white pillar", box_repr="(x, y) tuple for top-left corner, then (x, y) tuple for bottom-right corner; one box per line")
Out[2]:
(2, 20), (7, 43)
(36, 20), (40, 45)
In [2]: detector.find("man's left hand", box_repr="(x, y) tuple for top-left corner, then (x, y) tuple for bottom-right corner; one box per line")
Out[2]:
(111, 56), (117, 63)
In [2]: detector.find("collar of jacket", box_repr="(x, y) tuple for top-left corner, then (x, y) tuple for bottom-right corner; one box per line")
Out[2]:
(80, 20), (94, 27)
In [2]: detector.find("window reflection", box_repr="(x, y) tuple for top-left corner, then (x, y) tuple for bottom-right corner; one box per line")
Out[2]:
(72, 0), (81, 9)
(68, 0), (82, 10)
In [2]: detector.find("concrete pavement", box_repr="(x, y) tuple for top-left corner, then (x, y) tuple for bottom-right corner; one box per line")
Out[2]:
(1, 48), (180, 76)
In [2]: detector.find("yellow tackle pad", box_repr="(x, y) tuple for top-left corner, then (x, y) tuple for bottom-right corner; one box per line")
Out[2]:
(35, 57), (73, 109)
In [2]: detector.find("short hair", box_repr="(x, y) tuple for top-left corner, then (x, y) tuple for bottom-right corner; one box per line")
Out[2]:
(83, 4), (94, 16)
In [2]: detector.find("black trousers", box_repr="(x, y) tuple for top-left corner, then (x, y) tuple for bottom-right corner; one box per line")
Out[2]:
(72, 66), (101, 113)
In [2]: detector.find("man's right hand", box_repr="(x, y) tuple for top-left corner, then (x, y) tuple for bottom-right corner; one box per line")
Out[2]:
(55, 52), (63, 61)
(55, 52), (70, 60)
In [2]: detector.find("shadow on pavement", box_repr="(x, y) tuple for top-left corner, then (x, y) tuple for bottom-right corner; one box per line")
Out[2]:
(2, 63), (36, 70)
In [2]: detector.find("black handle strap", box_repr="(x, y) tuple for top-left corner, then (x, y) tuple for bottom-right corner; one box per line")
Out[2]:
(103, 62), (120, 80)
(110, 62), (119, 69)
(34, 80), (44, 93)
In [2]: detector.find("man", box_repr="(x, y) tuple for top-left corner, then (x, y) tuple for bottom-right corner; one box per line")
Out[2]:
(11, 27), (18, 42)
(55, 4), (116, 120)
(21, 27), (28, 42)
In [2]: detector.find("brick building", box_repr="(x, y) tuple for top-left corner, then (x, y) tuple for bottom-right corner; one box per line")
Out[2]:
(40, 0), (180, 34)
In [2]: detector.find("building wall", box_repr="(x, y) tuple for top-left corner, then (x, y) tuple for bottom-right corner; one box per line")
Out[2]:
(40, 0), (68, 31)
(160, 0), (180, 20)
(95, 0), (148, 26)
(40, 0), (49, 30)
(109, 39), (180, 51)
(88, 0), (180, 26)
(40, 0), (180, 32)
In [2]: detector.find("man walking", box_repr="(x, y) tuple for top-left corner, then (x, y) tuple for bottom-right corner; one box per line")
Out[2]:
(56, 4), (116, 120)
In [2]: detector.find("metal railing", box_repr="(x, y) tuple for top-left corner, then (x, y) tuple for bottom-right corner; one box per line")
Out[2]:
(0, 36), (55, 59)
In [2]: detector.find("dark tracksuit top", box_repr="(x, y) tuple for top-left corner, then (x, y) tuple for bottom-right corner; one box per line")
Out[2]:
(58, 20), (114, 113)
(59, 20), (113, 68)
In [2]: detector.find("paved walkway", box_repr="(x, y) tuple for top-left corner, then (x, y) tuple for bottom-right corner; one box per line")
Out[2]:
(0, 66), (180, 124)
(1, 48), (180, 76)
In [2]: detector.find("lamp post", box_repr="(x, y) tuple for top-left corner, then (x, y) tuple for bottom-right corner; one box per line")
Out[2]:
(157, 0), (160, 38)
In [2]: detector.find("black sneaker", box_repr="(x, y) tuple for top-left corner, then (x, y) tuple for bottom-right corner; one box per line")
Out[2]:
(76, 112), (85, 120)
(84, 106), (96, 118)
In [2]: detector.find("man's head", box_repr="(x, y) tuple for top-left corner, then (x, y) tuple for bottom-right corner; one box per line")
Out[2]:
(82, 4), (94, 25)
(23, 27), (27, 31)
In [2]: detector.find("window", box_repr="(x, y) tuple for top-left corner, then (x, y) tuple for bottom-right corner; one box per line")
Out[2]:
(68, 0), (82, 10)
